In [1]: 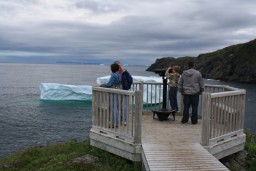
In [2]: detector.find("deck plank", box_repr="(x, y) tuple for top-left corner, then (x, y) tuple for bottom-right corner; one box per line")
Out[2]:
(142, 114), (229, 171)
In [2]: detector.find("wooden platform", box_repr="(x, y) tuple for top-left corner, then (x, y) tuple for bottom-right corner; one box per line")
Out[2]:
(141, 114), (229, 171)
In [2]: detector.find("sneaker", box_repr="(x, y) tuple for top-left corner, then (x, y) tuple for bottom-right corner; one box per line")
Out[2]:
(181, 120), (188, 124)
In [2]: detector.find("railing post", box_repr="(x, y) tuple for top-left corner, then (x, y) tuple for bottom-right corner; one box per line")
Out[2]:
(201, 92), (211, 146)
(92, 88), (96, 127)
(134, 85), (143, 144)
(241, 91), (246, 130)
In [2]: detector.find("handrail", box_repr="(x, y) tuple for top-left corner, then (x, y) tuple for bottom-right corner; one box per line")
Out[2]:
(91, 86), (143, 144)
(131, 82), (163, 111)
(201, 85), (246, 146)
(91, 82), (246, 150)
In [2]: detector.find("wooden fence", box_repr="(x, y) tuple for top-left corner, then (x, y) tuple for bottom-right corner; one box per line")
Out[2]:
(90, 85), (143, 161)
(131, 82), (164, 111)
(201, 85), (246, 159)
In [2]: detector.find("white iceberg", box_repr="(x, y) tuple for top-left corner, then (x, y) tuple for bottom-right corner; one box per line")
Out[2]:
(40, 76), (163, 102)
(40, 83), (92, 100)
(96, 75), (162, 84)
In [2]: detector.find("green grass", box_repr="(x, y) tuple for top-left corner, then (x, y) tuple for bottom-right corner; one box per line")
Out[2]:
(0, 140), (141, 171)
(245, 131), (256, 171)
(1, 131), (256, 171)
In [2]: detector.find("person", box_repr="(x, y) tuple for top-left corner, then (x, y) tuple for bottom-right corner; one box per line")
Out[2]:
(100, 63), (122, 89)
(100, 63), (122, 127)
(165, 65), (180, 113)
(114, 60), (124, 75)
(178, 60), (204, 124)
(113, 61), (130, 125)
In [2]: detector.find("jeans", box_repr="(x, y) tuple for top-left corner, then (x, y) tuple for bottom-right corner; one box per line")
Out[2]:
(182, 94), (199, 123)
(111, 94), (119, 126)
(169, 87), (178, 111)
(111, 94), (128, 126)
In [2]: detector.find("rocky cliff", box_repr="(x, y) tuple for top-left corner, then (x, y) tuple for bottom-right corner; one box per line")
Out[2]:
(146, 39), (256, 83)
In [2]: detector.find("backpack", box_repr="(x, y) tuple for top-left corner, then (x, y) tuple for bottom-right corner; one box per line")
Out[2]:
(121, 70), (133, 90)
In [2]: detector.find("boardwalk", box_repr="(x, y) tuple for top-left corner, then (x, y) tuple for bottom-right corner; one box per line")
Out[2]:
(142, 114), (229, 171)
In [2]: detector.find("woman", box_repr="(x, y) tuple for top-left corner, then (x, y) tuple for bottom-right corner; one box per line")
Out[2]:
(165, 65), (180, 112)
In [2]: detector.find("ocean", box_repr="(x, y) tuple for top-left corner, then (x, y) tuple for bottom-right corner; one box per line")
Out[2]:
(0, 63), (255, 159)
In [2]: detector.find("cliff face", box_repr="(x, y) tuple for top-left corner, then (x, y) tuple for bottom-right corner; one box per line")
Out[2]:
(146, 39), (256, 83)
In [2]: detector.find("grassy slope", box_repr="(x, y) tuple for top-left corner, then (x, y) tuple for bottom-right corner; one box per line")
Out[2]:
(1, 131), (256, 171)
(0, 140), (140, 171)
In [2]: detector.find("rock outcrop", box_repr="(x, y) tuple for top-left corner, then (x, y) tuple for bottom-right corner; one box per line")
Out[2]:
(146, 39), (256, 83)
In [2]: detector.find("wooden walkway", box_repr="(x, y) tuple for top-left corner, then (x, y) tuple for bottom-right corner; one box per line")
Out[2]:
(141, 114), (229, 171)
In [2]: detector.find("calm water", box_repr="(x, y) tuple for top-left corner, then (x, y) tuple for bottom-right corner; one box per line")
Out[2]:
(0, 63), (255, 158)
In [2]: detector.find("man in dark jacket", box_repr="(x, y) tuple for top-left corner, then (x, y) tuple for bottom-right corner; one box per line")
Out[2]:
(178, 60), (204, 124)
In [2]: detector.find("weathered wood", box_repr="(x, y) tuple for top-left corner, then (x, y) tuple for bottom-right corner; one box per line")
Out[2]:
(90, 86), (143, 161)
(90, 83), (246, 170)
(211, 89), (246, 98)
(134, 86), (143, 144)
(142, 143), (229, 171)
(142, 115), (230, 170)
(201, 92), (211, 146)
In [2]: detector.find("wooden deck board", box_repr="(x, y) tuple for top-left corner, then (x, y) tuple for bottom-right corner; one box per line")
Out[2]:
(142, 114), (229, 171)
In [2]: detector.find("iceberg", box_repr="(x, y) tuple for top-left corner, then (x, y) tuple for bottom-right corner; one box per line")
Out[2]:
(40, 83), (92, 100)
(96, 75), (162, 84)
(40, 76), (163, 102)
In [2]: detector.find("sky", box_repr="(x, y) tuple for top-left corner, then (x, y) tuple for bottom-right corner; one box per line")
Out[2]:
(0, 0), (256, 65)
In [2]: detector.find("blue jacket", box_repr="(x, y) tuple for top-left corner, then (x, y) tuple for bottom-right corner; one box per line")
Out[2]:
(100, 71), (122, 88)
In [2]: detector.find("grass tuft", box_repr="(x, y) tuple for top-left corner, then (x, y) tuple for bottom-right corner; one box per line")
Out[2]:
(0, 140), (140, 171)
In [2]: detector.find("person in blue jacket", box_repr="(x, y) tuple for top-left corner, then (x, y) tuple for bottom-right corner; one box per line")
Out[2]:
(100, 63), (122, 127)
(100, 63), (122, 88)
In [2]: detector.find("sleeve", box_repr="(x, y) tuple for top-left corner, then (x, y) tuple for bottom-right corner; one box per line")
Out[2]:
(100, 74), (115, 88)
(165, 69), (170, 78)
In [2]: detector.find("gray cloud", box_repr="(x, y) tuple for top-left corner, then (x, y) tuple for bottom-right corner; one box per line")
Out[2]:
(75, 0), (125, 13)
(0, 0), (256, 65)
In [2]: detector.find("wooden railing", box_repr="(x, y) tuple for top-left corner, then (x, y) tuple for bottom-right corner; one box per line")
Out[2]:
(201, 85), (246, 146)
(92, 86), (143, 144)
(91, 82), (246, 161)
(131, 82), (164, 111)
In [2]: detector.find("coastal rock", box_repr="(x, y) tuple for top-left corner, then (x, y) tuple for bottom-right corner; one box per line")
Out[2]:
(146, 39), (256, 83)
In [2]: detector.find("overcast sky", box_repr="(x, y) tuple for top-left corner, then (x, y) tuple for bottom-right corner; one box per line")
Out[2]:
(0, 0), (255, 65)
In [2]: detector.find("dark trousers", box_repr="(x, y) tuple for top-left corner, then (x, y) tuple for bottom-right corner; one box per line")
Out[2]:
(182, 94), (199, 123)
(169, 87), (178, 111)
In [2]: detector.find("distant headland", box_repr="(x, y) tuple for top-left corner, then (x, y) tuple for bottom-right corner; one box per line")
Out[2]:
(146, 39), (256, 83)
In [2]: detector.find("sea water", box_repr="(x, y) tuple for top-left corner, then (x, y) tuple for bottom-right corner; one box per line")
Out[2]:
(0, 63), (255, 158)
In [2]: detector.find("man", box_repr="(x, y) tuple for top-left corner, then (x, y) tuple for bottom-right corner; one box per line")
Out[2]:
(178, 60), (204, 124)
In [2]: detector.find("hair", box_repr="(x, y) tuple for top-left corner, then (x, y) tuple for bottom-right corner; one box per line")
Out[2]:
(111, 63), (119, 73)
(114, 61), (121, 65)
(187, 60), (195, 68)
(172, 65), (180, 72)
